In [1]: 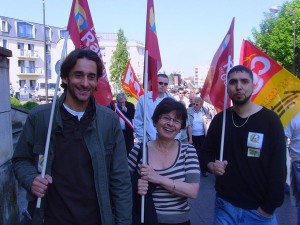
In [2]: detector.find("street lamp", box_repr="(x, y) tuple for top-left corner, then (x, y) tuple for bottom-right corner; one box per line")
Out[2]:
(270, 5), (296, 75)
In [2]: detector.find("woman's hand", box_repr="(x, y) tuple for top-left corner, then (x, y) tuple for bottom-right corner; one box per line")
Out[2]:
(137, 178), (148, 195)
(139, 164), (161, 184)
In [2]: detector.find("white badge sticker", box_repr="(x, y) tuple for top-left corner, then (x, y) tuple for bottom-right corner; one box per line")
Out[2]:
(247, 132), (264, 149)
(247, 148), (261, 157)
(38, 154), (44, 173)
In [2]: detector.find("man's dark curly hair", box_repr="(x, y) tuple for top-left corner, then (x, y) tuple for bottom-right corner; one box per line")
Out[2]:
(60, 48), (103, 89)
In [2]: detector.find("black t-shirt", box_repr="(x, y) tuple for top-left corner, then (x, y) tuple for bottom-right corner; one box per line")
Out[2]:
(202, 107), (286, 214)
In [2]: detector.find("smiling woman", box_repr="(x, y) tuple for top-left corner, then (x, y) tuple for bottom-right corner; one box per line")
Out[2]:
(128, 97), (200, 225)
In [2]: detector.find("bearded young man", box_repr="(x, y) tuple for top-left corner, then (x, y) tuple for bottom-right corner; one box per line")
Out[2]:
(202, 65), (286, 225)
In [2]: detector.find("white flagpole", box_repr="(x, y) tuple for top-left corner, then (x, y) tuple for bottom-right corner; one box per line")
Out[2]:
(141, 50), (149, 223)
(36, 33), (69, 208)
(219, 55), (231, 161)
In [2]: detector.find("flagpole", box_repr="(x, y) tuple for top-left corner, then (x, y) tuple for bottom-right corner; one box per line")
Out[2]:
(43, 0), (49, 103)
(219, 55), (231, 161)
(36, 33), (69, 208)
(141, 50), (149, 223)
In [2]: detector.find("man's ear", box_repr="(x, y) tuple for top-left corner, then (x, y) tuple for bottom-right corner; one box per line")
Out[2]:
(62, 77), (68, 86)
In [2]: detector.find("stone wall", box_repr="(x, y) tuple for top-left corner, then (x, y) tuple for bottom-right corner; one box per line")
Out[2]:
(0, 47), (19, 224)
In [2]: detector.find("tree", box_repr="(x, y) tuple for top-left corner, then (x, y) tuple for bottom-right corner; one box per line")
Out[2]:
(110, 29), (129, 92)
(250, 0), (300, 79)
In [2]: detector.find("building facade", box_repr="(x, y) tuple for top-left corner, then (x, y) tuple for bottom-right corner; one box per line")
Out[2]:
(0, 16), (145, 97)
(194, 65), (209, 88)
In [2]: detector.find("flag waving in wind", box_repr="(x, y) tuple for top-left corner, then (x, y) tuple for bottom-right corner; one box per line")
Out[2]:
(122, 60), (144, 100)
(201, 18), (235, 112)
(67, 0), (113, 106)
(145, 0), (162, 101)
(240, 40), (300, 127)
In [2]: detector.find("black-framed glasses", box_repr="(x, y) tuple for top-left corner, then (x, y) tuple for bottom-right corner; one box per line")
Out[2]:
(159, 115), (182, 125)
(158, 82), (168, 86)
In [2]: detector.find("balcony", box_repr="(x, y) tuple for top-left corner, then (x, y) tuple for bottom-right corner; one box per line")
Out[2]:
(17, 50), (39, 59)
(17, 67), (43, 76)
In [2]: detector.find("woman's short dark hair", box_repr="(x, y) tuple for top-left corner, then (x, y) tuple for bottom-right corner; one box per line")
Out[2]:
(152, 97), (187, 129)
(60, 48), (103, 89)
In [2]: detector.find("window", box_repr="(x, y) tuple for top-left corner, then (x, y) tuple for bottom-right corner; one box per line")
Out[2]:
(17, 21), (34, 38)
(28, 44), (34, 51)
(17, 42), (24, 50)
(19, 80), (25, 88)
(18, 42), (25, 56)
(2, 39), (7, 48)
(29, 80), (36, 89)
(18, 60), (25, 73)
(29, 61), (35, 73)
(60, 29), (68, 39)
(0, 19), (8, 32)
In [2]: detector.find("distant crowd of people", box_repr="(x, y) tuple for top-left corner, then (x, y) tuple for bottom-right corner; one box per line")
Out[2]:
(12, 48), (296, 225)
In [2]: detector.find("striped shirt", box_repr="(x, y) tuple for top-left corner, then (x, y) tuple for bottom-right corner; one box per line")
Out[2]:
(128, 141), (200, 223)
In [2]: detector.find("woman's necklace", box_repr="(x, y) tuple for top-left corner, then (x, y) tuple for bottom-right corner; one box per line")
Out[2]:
(231, 110), (250, 128)
(155, 140), (175, 153)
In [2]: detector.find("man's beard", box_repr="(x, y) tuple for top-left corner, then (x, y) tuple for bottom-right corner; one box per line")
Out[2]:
(231, 94), (251, 106)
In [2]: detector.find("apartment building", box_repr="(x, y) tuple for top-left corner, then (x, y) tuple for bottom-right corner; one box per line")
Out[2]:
(0, 16), (145, 96)
(194, 65), (209, 88)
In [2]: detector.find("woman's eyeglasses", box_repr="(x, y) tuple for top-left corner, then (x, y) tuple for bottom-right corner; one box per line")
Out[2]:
(159, 115), (182, 125)
(158, 82), (168, 86)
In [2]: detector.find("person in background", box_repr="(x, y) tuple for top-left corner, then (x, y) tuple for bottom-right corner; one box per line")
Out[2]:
(202, 65), (286, 225)
(10, 82), (14, 97)
(174, 87), (189, 108)
(188, 92), (196, 107)
(12, 48), (132, 225)
(128, 97), (200, 225)
(187, 97), (211, 177)
(109, 92), (135, 154)
(285, 112), (300, 225)
(134, 73), (174, 142)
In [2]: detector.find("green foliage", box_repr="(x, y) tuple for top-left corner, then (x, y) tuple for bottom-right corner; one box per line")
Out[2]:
(109, 29), (129, 92)
(10, 97), (22, 107)
(11, 97), (39, 110)
(22, 101), (39, 110)
(251, 0), (300, 79)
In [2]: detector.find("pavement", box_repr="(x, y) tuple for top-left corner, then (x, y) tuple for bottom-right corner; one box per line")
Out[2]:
(17, 173), (297, 224)
(189, 174), (297, 225)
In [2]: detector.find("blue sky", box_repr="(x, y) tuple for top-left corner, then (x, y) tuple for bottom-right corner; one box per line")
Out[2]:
(1, 0), (288, 77)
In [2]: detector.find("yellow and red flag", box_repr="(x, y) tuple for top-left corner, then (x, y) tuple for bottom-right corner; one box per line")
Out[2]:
(145, 0), (161, 101)
(240, 39), (300, 127)
(67, 0), (113, 106)
(201, 18), (234, 112)
(122, 60), (144, 100)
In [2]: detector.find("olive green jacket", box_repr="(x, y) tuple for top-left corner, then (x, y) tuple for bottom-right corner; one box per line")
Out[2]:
(12, 94), (132, 225)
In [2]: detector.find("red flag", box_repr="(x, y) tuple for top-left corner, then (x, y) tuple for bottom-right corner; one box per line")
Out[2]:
(67, 0), (113, 106)
(145, 0), (162, 101)
(201, 18), (234, 112)
(122, 60), (144, 100)
(240, 39), (300, 127)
